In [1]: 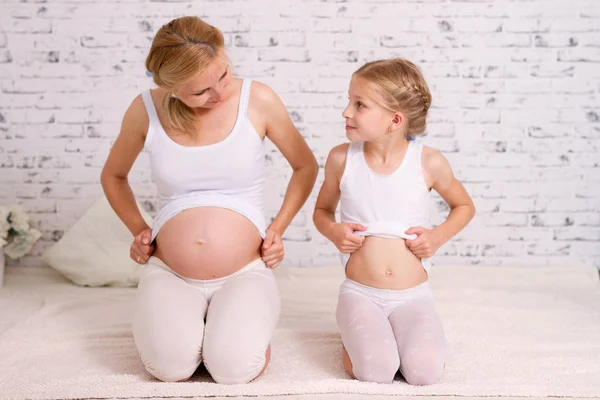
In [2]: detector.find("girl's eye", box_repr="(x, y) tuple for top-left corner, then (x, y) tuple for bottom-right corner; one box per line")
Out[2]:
(356, 101), (365, 108)
(194, 90), (207, 96)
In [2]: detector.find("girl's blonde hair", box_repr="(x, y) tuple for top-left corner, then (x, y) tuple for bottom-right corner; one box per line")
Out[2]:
(354, 58), (431, 136)
(145, 16), (225, 133)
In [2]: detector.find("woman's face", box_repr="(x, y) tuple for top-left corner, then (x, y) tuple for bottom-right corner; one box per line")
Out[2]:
(173, 56), (233, 110)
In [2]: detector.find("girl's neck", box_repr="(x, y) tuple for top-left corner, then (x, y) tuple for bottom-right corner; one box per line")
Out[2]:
(364, 133), (410, 163)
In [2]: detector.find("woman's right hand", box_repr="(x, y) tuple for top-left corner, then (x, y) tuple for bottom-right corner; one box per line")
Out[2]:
(130, 228), (155, 264)
(328, 223), (368, 253)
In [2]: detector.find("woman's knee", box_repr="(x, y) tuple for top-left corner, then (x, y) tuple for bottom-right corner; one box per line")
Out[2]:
(140, 347), (202, 382)
(134, 329), (203, 382)
(203, 340), (270, 384)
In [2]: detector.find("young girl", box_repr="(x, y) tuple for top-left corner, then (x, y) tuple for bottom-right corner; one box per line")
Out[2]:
(101, 17), (318, 384)
(313, 59), (475, 385)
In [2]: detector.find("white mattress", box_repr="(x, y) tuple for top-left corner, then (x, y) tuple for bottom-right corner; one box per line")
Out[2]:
(0, 265), (599, 399)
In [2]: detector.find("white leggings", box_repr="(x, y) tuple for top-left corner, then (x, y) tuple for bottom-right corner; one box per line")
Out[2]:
(132, 256), (281, 384)
(336, 278), (446, 385)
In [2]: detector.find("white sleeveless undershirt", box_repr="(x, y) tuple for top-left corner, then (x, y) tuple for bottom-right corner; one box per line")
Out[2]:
(339, 138), (432, 271)
(140, 79), (266, 241)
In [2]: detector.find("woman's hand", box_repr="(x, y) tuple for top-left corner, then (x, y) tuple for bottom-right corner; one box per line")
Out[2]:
(130, 228), (155, 264)
(261, 228), (284, 269)
(405, 226), (444, 258)
(329, 222), (368, 254)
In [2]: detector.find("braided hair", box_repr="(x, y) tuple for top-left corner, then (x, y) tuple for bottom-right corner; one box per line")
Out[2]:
(354, 58), (432, 136)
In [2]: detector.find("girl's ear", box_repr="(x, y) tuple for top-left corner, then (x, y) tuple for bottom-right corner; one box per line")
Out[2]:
(389, 111), (404, 132)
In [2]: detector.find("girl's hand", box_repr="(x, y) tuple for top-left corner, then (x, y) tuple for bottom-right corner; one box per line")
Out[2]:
(261, 228), (284, 269)
(405, 226), (443, 258)
(329, 223), (368, 253)
(130, 228), (155, 264)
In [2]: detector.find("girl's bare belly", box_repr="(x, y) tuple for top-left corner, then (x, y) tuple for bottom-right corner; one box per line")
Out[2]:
(153, 207), (263, 279)
(346, 237), (428, 290)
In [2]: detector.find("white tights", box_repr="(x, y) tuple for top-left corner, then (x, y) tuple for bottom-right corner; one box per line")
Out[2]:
(132, 257), (280, 384)
(336, 278), (446, 385)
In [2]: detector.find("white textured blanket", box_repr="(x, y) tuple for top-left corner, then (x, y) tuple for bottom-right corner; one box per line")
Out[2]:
(0, 265), (599, 399)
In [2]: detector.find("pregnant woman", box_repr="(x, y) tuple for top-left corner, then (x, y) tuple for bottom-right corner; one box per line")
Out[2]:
(101, 16), (318, 384)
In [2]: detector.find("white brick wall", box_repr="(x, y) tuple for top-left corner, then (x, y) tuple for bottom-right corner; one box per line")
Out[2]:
(1, 0), (599, 268)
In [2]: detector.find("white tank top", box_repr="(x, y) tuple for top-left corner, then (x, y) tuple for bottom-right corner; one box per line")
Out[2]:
(141, 79), (266, 241)
(339, 138), (432, 271)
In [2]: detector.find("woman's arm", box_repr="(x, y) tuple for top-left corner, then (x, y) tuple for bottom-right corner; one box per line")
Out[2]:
(405, 147), (476, 258)
(254, 82), (319, 236)
(251, 82), (318, 267)
(100, 95), (151, 237)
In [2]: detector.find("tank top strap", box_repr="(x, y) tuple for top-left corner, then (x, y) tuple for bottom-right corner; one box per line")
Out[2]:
(407, 137), (426, 180)
(141, 90), (161, 127)
(239, 79), (253, 119)
(347, 141), (363, 162)
(339, 141), (361, 188)
(141, 90), (161, 151)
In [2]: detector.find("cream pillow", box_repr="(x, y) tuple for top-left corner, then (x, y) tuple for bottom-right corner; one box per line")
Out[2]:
(42, 196), (153, 287)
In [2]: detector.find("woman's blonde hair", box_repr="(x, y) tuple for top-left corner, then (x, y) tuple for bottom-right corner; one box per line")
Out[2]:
(354, 58), (431, 136)
(145, 16), (225, 133)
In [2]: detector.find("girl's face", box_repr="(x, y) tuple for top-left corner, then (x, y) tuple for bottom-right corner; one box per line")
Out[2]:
(342, 76), (400, 142)
(173, 56), (233, 110)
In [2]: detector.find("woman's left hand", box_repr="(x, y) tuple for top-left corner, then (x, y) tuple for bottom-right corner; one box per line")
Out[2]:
(261, 228), (284, 269)
(405, 226), (444, 259)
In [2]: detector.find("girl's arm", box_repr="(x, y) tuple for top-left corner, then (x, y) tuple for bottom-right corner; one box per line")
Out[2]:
(314, 145), (367, 253)
(313, 144), (346, 239)
(405, 147), (476, 258)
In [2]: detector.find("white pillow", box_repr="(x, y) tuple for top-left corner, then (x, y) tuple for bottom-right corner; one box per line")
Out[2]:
(42, 196), (153, 287)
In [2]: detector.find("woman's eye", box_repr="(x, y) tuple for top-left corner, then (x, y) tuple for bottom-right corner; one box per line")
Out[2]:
(357, 102), (365, 108)
(194, 90), (207, 96)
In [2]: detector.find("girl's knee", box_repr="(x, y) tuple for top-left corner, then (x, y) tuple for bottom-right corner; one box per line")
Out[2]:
(349, 351), (399, 384)
(400, 354), (444, 385)
(353, 363), (398, 384)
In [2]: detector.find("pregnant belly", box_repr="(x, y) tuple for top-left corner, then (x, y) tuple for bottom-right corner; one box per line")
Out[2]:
(346, 237), (428, 290)
(153, 207), (263, 279)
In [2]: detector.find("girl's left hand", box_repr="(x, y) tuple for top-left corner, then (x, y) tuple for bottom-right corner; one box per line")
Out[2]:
(261, 228), (284, 269)
(405, 226), (444, 259)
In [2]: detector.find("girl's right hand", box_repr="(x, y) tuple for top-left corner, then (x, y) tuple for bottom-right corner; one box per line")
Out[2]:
(329, 223), (368, 253)
(130, 228), (155, 264)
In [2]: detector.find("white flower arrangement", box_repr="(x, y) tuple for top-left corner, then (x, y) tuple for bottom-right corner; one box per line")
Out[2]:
(0, 204), (42, 260)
